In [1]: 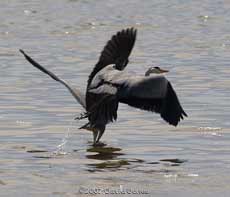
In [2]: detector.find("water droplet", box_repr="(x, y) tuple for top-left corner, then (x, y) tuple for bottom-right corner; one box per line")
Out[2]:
(164, 174), (178, 178)
(24, 10), (31, 15)
(187, 173), (199, 177)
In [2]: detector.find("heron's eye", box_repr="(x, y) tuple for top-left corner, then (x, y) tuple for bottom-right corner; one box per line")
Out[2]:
(154, 66), (160, 69)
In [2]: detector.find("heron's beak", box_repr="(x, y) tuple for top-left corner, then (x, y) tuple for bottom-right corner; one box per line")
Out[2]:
(159, 68), (169, 73)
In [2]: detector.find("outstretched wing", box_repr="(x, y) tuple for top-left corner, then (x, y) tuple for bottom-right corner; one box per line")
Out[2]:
(88, 68), (187, 126)
(120, 80), (187, 126)
(87, 27), (137, 87)
(19, 49), (86, 108)
(86, 28), (137, 125)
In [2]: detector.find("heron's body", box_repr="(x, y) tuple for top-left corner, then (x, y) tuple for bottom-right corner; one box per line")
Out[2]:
(86, 64), (186, 143)
(90, 65), (168, 99)
(20, 27), (187, 145)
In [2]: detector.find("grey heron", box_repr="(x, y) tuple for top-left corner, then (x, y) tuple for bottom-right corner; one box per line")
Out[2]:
(20, 27), (187, 146)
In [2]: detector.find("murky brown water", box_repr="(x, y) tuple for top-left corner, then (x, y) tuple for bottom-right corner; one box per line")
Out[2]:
(1, 0), (230, 196)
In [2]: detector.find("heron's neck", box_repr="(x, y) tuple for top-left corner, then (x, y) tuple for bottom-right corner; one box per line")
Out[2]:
(145, 69), (152, 76)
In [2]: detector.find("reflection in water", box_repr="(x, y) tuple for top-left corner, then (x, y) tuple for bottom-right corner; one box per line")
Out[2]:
(33, 156), (52, 159)
(86, 146), (126, 170)
(85, 145), (188, 172)
(27, 150), (48, 153)
(25, 143), (188, 173)
(27, 149), (67, 159)
(160, 158), (187, 164)
(87, 146), (122, 155)
(0, 180), (7, 185)
(86, 147), (124, 160)
(160, 159), (188, 167)
(87, 160), (130, 171)
(26, 149), (53, 159)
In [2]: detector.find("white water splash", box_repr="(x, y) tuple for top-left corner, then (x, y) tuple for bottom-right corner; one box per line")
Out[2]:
(53, 121), (75, 155)
(198, 127), (222, 131)
(198, 127), (222, 137)
(16, 120), (32, 127)
(187, 173), (199, 177)
(164, 174), (178, 178)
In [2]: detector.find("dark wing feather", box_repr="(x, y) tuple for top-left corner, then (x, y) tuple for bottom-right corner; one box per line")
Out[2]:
(87, 92), (119, 126)
(87, 84), (119, 126)
(86, 28), (137, 127)
(87, 27), (137, 88)
(121, 97), (163, 114)
(160, 82), (187, 126)
(120, 82), (187, 126)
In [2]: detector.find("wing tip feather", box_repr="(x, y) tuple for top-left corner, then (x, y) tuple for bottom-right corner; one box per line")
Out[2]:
(161, 82), (187, 127)
(87, 27), (137, 87)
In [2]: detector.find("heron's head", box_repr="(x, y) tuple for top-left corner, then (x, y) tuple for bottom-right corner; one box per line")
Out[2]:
(145, 66), (169, 76)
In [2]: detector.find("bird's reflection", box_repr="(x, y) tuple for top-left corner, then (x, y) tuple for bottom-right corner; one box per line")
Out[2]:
(85, 144), (131, 171)
(85, 143), (187, 172)
(86, 143), (124, 160)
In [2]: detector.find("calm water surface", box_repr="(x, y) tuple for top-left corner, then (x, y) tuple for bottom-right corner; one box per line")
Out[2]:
(1, 0), (230, 196)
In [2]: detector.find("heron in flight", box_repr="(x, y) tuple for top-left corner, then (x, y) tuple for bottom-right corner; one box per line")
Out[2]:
(20, 27), (187, 145)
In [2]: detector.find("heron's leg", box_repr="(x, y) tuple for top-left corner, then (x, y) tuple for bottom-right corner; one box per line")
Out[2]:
(93, 130), (99, 145)
(95, 131), (104, 144)
(95, 125), (105, 143)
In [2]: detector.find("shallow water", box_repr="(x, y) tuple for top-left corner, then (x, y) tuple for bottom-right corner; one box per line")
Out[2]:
(1, 0), (230, 196)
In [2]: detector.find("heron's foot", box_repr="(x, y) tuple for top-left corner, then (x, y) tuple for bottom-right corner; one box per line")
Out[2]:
(75, 112), (89, 120)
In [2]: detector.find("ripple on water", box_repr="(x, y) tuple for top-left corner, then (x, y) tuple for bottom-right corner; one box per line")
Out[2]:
(2, 0), (230, 196)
